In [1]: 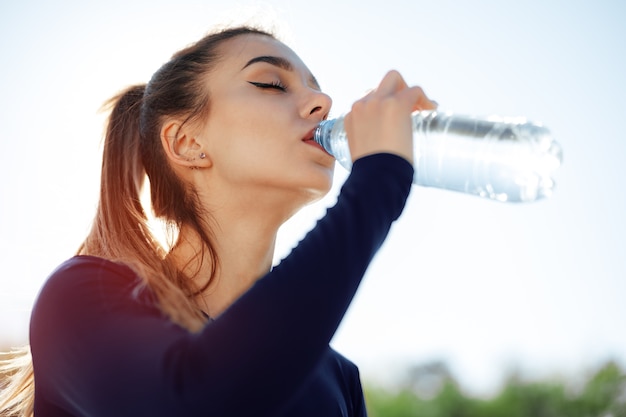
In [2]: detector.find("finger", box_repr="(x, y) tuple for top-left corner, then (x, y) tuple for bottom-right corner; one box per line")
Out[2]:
(374, 70), (408, 97)
(405, 86), (438, 112)
(395, 86), (426, 112)
(392, 86), (437, 114)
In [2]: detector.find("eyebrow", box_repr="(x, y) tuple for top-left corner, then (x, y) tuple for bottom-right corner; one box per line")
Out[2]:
(242, 55), (321, 90)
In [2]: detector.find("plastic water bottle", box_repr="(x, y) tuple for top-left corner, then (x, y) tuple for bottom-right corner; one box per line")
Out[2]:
(314, 110), (563, 203)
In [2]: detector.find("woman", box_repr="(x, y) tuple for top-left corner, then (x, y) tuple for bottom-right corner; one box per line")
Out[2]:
(1, 26), (435, 416)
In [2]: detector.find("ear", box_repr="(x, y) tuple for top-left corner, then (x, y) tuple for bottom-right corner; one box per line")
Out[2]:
(160, 120), (211, 169)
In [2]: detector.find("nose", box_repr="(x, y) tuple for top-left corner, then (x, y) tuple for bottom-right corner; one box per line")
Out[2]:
(302, 89), (332, 121)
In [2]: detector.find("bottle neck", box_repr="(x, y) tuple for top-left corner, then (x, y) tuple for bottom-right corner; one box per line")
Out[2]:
(313, 118), (337, 151)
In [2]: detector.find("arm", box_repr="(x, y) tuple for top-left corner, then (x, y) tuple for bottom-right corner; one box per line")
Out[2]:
(30, 154), (413, 417)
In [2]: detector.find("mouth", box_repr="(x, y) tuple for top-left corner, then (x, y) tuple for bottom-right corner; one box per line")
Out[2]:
(302, 129), (330, 154)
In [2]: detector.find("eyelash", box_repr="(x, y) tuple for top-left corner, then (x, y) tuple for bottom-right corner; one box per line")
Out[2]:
(249, 81), (287, 92)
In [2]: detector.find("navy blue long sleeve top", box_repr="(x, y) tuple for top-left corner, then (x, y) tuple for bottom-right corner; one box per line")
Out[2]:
(30, 153), (414, 416)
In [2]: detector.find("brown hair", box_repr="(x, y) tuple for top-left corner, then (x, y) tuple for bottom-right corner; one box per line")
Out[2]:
(0, 25), (275, 417)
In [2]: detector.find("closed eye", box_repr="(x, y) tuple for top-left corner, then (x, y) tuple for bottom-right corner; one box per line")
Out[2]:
(248, 81), (287, 92)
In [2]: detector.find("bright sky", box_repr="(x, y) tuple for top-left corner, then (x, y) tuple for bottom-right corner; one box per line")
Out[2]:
(1, 0), (625, 394)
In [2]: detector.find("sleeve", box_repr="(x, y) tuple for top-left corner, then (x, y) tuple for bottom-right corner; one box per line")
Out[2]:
(30, 153), (413, 417)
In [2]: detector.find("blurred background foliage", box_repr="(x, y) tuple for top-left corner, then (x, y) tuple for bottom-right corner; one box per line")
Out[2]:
(364, 360), (626, 417)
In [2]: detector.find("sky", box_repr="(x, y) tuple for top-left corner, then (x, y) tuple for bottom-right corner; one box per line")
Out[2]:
(1, 0), (625, 394)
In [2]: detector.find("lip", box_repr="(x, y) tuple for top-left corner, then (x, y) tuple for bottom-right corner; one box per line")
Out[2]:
(302, 128), (330, 154)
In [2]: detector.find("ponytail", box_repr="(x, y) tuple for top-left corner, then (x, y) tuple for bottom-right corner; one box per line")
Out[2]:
(79, 84), (207, 332)
(78, 84), (150, 259)
(0, 346), (34, 417)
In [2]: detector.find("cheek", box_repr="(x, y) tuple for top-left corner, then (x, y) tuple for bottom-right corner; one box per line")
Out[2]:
(202, 98), (298, 180)
(209, 129), (291, 183)
(214, 112), (292, 159)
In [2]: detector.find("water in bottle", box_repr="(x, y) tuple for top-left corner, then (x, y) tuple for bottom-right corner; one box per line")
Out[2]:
(314, 110), (563, 203)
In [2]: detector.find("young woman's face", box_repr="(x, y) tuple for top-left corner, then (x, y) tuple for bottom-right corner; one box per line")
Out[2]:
(197, 34), (335, 205)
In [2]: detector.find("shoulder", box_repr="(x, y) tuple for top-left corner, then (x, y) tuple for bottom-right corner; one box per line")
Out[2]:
(47, 255), (136, 282)
(39, 255), (142, 300)
(32, 256), (156, 326)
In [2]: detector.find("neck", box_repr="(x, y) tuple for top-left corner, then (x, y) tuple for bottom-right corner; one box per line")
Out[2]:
(170, 186), (301, 318)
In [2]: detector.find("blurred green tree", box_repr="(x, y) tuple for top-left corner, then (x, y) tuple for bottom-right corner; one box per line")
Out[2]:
(365, 360), (626, 417)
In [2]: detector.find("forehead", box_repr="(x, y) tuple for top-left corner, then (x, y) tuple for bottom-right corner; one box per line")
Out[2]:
(217, 34), (312, 75)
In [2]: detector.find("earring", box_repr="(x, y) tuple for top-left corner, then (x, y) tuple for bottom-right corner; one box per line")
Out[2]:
(199, 153), (206, 159)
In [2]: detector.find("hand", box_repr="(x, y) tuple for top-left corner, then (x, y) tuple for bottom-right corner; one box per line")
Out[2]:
(344, 70), (436, 164)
